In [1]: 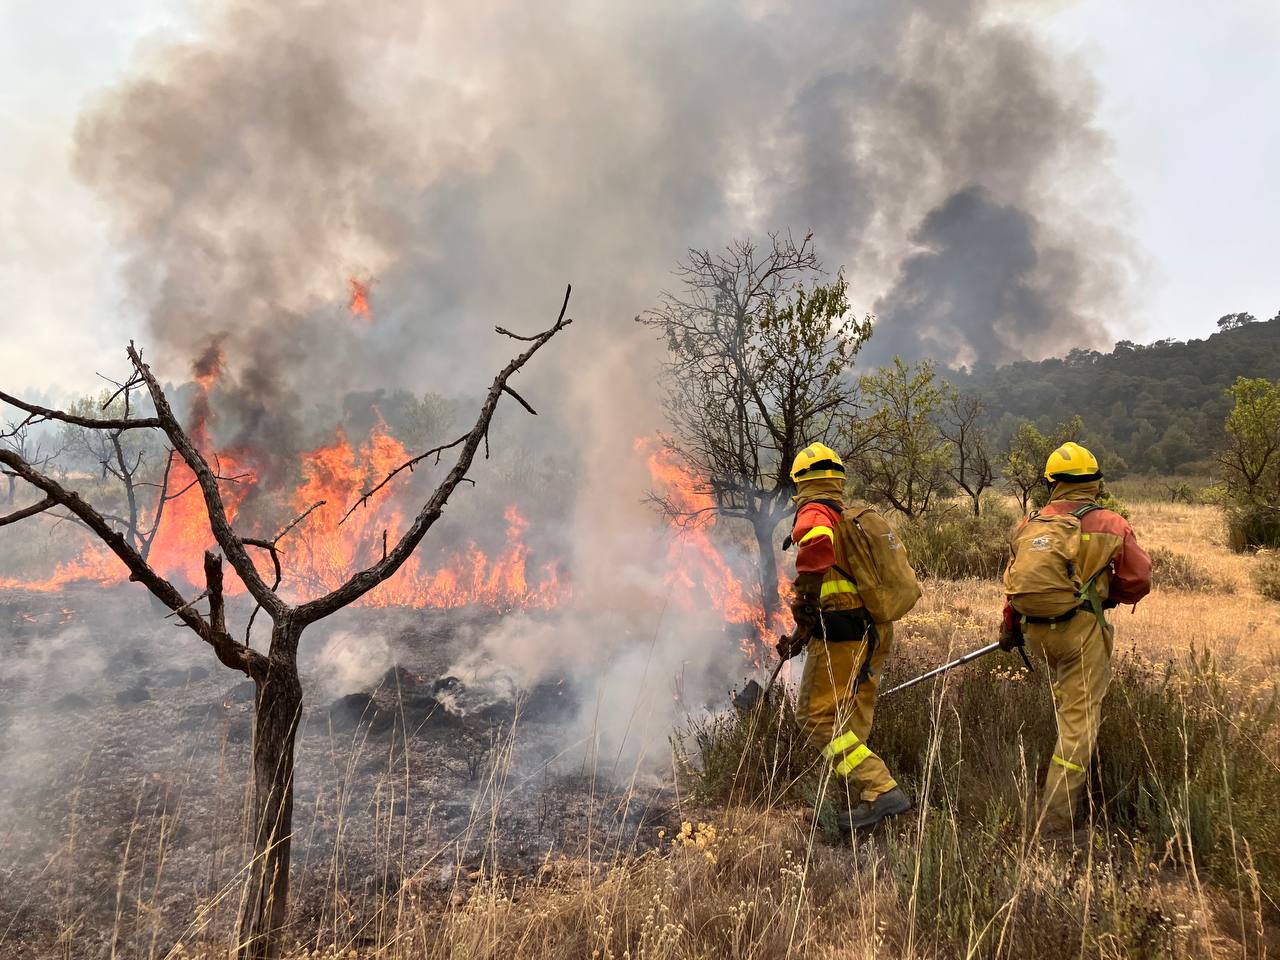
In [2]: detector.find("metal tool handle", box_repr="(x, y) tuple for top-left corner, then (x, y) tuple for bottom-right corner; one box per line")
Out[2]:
(879, 641), (1001, 698)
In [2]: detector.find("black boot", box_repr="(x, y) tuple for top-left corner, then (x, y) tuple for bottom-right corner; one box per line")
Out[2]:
(844, 786), (912, 831)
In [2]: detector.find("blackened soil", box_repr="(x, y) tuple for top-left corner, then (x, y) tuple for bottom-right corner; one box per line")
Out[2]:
(0, 587), (678, 959)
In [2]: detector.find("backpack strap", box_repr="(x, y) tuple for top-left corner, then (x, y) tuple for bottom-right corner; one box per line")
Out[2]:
(1069, 503), (1109, 631)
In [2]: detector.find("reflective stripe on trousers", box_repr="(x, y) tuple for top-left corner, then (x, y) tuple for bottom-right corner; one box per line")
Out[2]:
(795, 622), (897, 802)
(1024, 611), (1113, 832)
(822, 730), (873, 777)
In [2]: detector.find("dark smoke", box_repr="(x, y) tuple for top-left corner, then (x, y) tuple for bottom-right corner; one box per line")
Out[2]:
(72, 0), (1133, 429)
(867, 185), (1109, 366)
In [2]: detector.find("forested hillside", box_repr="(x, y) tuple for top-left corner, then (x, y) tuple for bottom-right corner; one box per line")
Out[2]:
(947, 317), (1280, 474)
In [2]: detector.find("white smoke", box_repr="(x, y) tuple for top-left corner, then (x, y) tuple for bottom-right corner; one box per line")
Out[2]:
(311, 628), (393, 700)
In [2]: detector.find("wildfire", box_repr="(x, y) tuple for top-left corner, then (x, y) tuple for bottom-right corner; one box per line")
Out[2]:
(348, 278), (372, 320)
(638, 438), (788, 660)
(5, 346), (783, 653)
(283, 425), (565, 610)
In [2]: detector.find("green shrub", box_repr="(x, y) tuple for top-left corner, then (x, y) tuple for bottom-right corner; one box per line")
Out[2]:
(1250, 550), (1280, 600)
(1228, 504), (1280, 552)
(1094, 488), (1130, 519)
(898, 503), (1017, 580)
(1149, 546), (1232, 593)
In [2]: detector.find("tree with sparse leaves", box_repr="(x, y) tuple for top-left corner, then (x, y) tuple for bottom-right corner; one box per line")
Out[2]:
(1219, 376), (1280, 548)
(638, 233), (871, 620)
(1000, 415), (1084, 512)
(940, 390), (995, 516)
(846, 358), (952, 519)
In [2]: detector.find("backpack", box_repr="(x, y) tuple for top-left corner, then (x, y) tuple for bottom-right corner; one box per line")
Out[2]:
(1003, 504), (1101, 618)
(832, 505), (922, 623)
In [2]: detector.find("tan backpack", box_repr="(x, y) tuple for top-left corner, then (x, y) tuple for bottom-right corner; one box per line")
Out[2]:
(832, 505), (922, 623)
(1003, 504), (1100, 618)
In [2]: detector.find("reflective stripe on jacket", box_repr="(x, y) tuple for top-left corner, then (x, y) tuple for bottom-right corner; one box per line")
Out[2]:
(792, 500), (862, 611)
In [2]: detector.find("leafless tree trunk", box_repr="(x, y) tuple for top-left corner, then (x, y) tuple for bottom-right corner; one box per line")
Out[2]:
(940, 391), (994, 516)
(0, 286), (573, 959)
(240, 615), (304, 951)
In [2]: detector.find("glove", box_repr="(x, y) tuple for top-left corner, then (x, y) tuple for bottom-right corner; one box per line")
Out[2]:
(790, 597), (821, 629)
(998, 604), (1024, 652)
(776, 631), (807, 662)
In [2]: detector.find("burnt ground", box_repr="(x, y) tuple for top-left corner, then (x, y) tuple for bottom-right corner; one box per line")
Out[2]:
(0, 586), (681, 958)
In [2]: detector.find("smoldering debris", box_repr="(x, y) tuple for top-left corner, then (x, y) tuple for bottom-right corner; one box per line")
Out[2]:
(0, 588), (675, 956)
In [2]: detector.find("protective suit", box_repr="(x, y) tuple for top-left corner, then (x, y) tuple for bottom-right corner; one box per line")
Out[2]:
(1005, 455), (1151, 834)
(787, 444), (911, 828)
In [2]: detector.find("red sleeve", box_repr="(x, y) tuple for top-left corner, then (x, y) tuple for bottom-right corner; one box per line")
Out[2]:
(793, 503), (839, 575)
(1109, 526), (1152, 604)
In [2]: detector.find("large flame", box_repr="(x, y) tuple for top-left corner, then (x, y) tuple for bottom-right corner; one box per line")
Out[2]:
(638, 438), (788, 661)
(281, 425), (564, 610)
(5, 339), (783, 651)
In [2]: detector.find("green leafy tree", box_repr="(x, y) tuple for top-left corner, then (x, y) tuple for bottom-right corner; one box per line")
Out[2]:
(1219, 377), (1280, 548)
(638, 233), (872, 618)
(1000, 415), (1084, 512)
(847, 358), (952, 519)
(1217, 312), (1257, 331)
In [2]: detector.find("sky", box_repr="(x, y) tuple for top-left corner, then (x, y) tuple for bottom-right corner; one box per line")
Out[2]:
(0, 0), (1277, 395)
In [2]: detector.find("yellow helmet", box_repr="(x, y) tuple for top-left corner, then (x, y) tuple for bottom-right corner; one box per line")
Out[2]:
(1043, 441), (1102, 483)
(790, 442), (846, 483)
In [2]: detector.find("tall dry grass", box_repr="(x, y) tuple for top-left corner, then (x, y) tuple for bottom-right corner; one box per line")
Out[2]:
(5, 494), (1280, 958)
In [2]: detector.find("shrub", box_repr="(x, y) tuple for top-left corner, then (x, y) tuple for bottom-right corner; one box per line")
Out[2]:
(1227, 504), (1280, 552)
(1094, 488), (1130, 519)
(1250, 550), (1280, 601)
(673, 685), (817, 807)
(898, 502), (1017, 580)
(1149, 546), (1232, 593)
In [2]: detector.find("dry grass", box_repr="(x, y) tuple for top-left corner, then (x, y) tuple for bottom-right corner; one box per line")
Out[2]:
(5, 494), (1280, 958)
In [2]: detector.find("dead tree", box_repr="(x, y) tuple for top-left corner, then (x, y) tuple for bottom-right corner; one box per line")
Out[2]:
(939, 391), (995, 516)
(0, 286), (572, 960)
(0, 414), (61, 504)
(637, 234), (871, 619)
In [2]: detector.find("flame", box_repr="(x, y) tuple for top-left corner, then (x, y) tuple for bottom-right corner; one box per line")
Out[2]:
(348, 278), (371, 320)
(637, 438), (788, 661)
(283, 426), (564, 610)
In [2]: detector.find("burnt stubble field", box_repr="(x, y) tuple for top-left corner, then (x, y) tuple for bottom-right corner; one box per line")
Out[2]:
(0, 587), (676, 958)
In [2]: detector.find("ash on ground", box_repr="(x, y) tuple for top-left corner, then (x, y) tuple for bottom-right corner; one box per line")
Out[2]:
(0, 587), (679, 958)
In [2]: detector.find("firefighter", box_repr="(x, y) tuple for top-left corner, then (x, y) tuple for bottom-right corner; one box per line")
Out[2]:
(780, 442), (913, 831)
(1001, 442), (1152, 836)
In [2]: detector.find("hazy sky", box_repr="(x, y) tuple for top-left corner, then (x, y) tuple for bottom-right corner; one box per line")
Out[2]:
(1, 0), (1276, 394)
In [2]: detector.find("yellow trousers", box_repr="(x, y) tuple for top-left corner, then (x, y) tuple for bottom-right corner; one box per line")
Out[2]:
(1024, 611), (1113, 832)
(795, 622), (897, 802)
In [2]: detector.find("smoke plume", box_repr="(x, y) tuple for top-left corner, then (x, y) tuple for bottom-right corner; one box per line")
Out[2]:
(74, 0), (1131, 398)
(65, 0), (1137, 761)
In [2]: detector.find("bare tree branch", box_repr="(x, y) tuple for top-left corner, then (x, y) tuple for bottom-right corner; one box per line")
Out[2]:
(0, 496), (55, 526)
(501, 384), (538, 416)
(339, 434), (468, 524)
(296, 284), (574, 625)
(0, 449), (267, 680)
(126, 342), (284, 617)
(0, 390), (161, 430)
